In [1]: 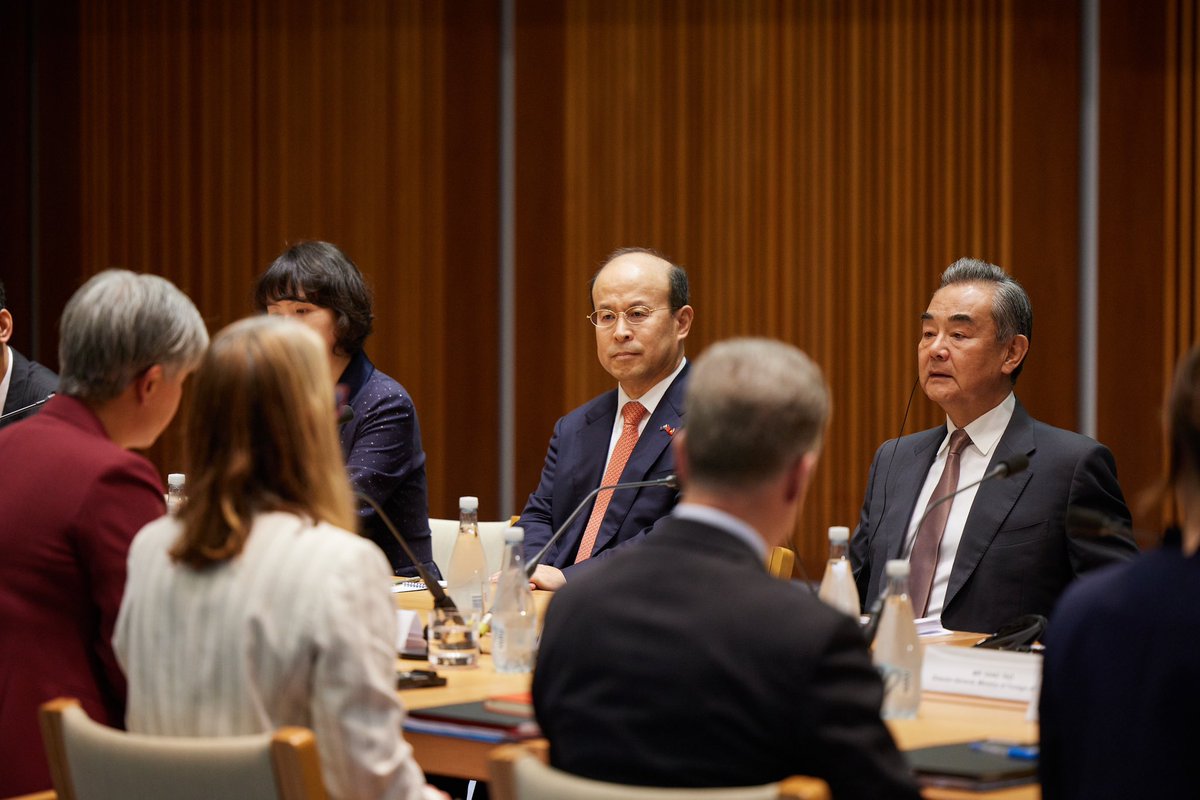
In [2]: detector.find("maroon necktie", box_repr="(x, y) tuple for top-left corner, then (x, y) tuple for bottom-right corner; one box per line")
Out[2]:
(575, 401), (648, 563)
(908, 428), (972, 617)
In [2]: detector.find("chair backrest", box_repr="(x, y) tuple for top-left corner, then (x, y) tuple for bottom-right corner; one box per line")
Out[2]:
(487, 742), (830, 800)
(39, 698), (326, 800)
(431, 517), (514, 576)
(767, 546), (796, 580)
(429, 518), (459, 576)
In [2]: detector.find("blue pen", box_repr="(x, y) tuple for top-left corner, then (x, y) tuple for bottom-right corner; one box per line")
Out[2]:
(969, 740), (1039, 761)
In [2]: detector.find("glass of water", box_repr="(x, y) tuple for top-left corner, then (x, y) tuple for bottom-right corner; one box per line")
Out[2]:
(428, 606), (480, 669)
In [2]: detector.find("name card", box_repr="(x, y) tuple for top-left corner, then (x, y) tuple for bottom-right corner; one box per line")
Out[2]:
(921, 644), (1042, 703)
(396, 609), (425, 654)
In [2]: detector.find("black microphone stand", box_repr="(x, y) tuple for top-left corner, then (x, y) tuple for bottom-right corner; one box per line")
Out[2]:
(861, 453), (1030, 644)
(524, 475), (679, 578)
(354, 491), (461, 619)
(0, 393), (54, 423)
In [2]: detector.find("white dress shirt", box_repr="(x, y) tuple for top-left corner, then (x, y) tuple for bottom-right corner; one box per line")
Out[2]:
(903, 392), (1016, 618)
(0, 344), (12, 414)
(602, 357), (687, 473)
(114, 511), (441, 800)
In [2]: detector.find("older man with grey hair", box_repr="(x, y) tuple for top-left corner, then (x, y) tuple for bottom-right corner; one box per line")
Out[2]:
(851, 258), (1139, 635)
(534, 338), (921, 799)
(0, 270), (208, 797)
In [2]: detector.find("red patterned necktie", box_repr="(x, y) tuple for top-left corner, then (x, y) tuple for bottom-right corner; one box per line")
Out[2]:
(908, 428), (972, 617)
(575, 401), (648, 563)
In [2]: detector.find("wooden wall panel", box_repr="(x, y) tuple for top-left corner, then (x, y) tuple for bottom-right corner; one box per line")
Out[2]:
(1097, 0), (1171, 538)
(72, 1), (500, 521)
(514, 0), (1081, 577)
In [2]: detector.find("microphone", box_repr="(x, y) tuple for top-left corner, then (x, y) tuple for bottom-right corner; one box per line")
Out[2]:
(337, 405), (355, 425)
(524, 474), (680, 578)
(0, 392), (55, 423)
(861, 451), (1030, 644)
(353, 491), (460, 617)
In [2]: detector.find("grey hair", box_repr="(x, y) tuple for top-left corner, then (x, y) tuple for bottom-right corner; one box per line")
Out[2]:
(684, 338), (830, 489)
(58, 270), (209, 402)
(589, 247), (690, 311)
(939, 257), (1033, 382)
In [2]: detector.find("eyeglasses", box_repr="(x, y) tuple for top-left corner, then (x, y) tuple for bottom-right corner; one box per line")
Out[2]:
(586, 306), (671, 328)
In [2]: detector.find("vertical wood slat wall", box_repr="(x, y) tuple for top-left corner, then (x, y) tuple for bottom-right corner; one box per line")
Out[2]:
(517, 0), (1081, 574)
(17, 1), (1122, 577)
(73, 1), (501, 522)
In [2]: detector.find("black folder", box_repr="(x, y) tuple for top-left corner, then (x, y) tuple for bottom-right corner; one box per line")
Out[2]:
(906, 741), (1038, 790)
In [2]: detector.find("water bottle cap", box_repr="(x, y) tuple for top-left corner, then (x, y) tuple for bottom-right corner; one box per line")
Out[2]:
(885, 559), (910, 577)
(459, 496), (478, 511)
(504, 526), (524, 543)
(168, 473), (185, 487)
(827, 526), (850, 543)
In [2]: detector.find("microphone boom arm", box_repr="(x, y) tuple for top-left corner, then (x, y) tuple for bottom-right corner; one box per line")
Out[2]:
(524, 475), (678, 578)
(354, 491), (459, 614)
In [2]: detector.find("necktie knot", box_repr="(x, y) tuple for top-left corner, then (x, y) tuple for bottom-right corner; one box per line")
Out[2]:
(622, 401), (647, 428)
(948, 428), (971, 457)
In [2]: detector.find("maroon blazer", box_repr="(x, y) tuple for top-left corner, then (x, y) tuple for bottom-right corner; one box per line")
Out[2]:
(0, 395), (165, 796)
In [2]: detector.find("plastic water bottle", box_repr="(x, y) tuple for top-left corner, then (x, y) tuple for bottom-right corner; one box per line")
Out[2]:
(492, 527), (536, 674)
(166, 473), (186, 515)
(872, 559), (922, 719)
(817, 525), (861, 618)
(446, 496), (488, 615)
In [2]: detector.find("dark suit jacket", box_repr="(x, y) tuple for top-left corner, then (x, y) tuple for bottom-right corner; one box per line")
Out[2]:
(338, 351), (437, 578)
(533, 516), (921, 798)
(1, 347), (58, 429)
(1038, 531), (1200, 799)
(516, 364), (687, 577)
(851, 399), (1137, 632)
(0, 395), (165, 796)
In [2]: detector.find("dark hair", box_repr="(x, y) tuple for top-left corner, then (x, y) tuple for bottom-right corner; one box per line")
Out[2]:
(939, 257), (1033, 383)
(0, 279), (6, 309)
(253, 241), (374, 356)
(589, 247), (689, 311)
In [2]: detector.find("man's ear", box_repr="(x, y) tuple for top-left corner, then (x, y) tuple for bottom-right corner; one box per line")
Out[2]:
(673, 304), (694, 339)
(672, 430), (690, 490)
(1001, 334), (1030, 376)
(133, 364), (165, 404)
(783, 451), (819, 505)
(0, 309), (13, 345)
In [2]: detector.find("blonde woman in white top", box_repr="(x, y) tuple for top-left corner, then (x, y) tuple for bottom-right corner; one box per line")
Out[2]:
(115, 315), (445, 800)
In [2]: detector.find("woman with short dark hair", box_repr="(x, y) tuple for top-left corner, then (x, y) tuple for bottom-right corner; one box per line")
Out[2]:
(254, 241), (437, 577)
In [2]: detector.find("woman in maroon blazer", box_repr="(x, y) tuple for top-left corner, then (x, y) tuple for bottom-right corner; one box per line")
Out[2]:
(0, 270), (207, 797)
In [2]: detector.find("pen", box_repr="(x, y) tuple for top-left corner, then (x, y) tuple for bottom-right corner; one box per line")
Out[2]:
(969, 740), (1039, 761)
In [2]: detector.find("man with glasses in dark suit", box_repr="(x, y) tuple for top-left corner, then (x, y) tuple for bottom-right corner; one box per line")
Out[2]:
(516, 247), (693, 590)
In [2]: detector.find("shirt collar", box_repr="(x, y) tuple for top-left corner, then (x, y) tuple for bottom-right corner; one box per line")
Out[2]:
(940, 391), (1016, 457)
(672, 501), (768, 561)
(0, 345), (12, 412)
(616, 357), (687, 418)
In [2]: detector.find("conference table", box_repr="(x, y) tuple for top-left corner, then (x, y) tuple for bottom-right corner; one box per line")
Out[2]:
(395, 588), (1040, 800)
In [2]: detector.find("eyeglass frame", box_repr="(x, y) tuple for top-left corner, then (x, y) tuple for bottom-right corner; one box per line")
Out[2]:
(586, 306), (676, 328)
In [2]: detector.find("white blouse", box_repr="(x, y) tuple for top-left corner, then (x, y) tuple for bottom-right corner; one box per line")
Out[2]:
(115, 511), (441, 800)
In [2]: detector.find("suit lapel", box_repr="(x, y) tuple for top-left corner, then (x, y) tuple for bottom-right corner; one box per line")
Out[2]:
(552, 392), (619, 558)
(883, 428), (944, 561)
(943, 402), (1036, 609)
(590, 365), (688, 554)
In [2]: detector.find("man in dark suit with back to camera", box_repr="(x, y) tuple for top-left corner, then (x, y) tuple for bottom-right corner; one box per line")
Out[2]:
(851, 258), (1138, 633)
(517, 247), (693, 590)
(0, 279), (58, 428)
(535, 338), (921, 799)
